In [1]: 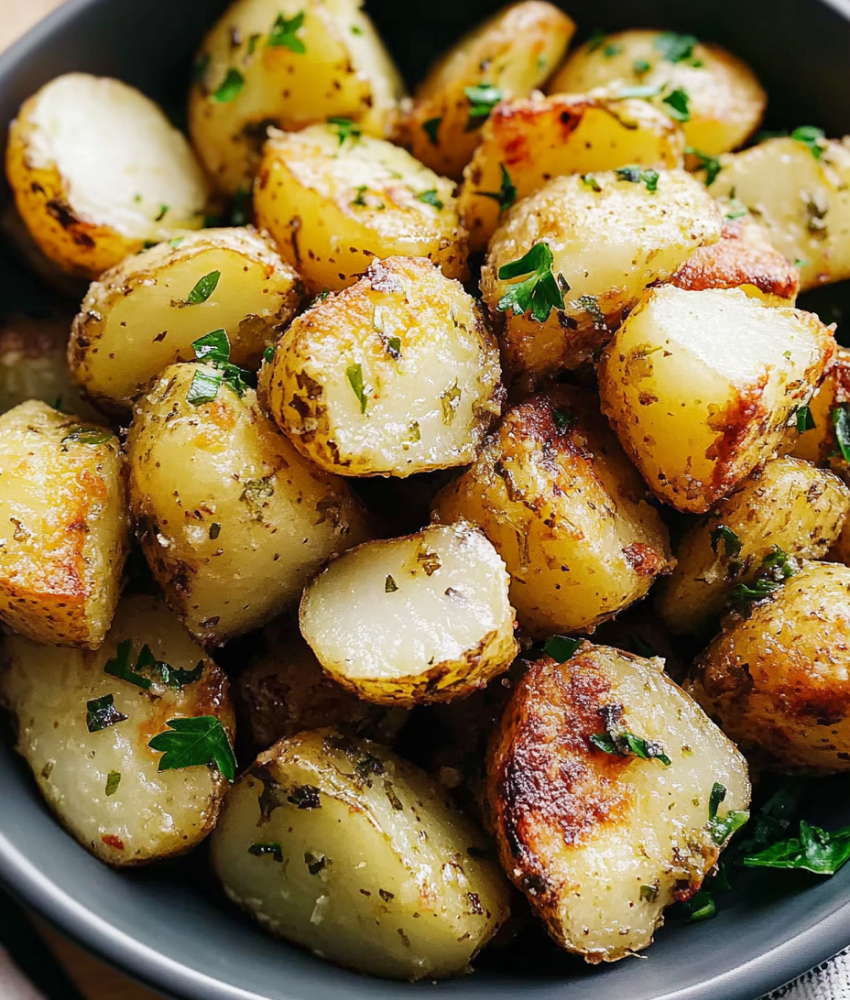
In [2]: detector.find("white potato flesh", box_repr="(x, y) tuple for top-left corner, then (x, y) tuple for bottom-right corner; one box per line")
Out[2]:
(0, 594), (234, 865)
(598, 286), (836, 513)
(210, 729), (511, 979)
(300, 523), (518, 706)
(69, 227), (303, 413)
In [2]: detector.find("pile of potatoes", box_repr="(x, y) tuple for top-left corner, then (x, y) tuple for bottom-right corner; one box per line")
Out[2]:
(2, 0), (850, 982)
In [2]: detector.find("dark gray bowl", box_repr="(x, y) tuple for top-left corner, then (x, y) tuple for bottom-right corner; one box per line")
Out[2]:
(2, 1), (850, 998)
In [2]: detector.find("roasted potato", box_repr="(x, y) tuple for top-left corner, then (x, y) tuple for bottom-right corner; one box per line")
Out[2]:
(487, 643), (750, 962)
(254, 125), (467, 292)
(127, 363), (370, 645)
(598, 285), (836, 513)
(265, 256), (502, 477)
(656, 458), (850, 634)
(689, 562), (850, 773)
(396, 1), (575, 181)
(432, 388), (673, 638)
(6, 74), (208, 279)
(300, 522), (518, 706)
(481, 169), (721, 385)
(548, 29), (765, 156)
(459, 94), (685, 252)
(712, 135), (850, 292)
(785, 347), (850, 468)
(0, 401), (128, 648)
(0, 594), (234, 865)
(210, 729), (511, 979)
(188, 0), (405, 197)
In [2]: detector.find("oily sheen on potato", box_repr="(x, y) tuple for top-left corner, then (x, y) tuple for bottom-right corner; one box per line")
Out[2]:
(0, 594), (234, 865)
(210, 729), (511, 980)
(299, 522), (518, 706)
(487, 644), (751, 962)
(598, 285), (836, 513)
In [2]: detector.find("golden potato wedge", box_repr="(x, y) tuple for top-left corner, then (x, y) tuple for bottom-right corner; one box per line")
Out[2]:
(0, 594), (234, 865)
(69, 227), (303, 414)
(712, 135), (850, 292)
(688, 561), (850, 773)
(656, 458), (850, 634)
(254, 125), (467, 291)
(6, 73), (208, 279)
(396, 2), (575, 181)
(432, 388), (673, 638)
(459, 94), (685, 252)
(300, 522), (518, 706)
(265, 256), (502, 477)
(487, 644), (750, 962)
(127, 363), (370, 645)
(210, 729), (510, 979)
(481, 169), (721, 385)
(188, 0), (405, 197)
(548, 30), (765, 156)
(0, 401), (128, 648)
(598, 286), (836, 513)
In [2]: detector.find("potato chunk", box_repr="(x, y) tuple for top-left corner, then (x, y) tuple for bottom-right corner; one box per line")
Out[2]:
(69, 228), (303, 414)
(786, 347), (850, 468)
(548, 30), (765, 156)
(210, 729), (510, 979)
(6, 74), (208, 279)
(481, 169), (721, 385)
(300, 522), (518, 706)
(127, 364), (370, 645)
(254, 125), (467, 292)
(0, 401), (128, 647)
(688, 562), (850, 773)
(432, 388), (673, 638)
(265, 256), (502, 477)
(188, 0), (405, 197)
(396, 2), (575, 181)
(486, 644), (750, 962)
(598, 286), (836, 513)
(0, 594), (234, 865)
(712, 136), (850, 292)
(459, 94), (684, 252)
(656, 458), (850, 634)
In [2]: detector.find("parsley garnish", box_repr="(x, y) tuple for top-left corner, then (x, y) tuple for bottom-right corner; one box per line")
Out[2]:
(105, 638), (204, 690)
(440, 381), (461, 424)
(633, 58), (652, 75)
(104, 639), (152, 690)
(385, 575), (398, 593)
(603, 42), (622, 57)
(731, 545), (797, 604)
(585, 30), (606, 51)
(155, 204), (169, 222)
(212, 68), (245, 103)
(615, 165), (660, 192)
(654, 32), (700, 64)
(543, 635), (581, 662)
(590, 726), (672, 766)
(352, 185), (368, 207)
(328, 116), (361, 145)
(478, 164), (517, 212)
(708, 782), (749, 845)
(791, 125), (827, 161)
(796, 404), (816, 433)
(616, 84), (663, 99)
(743, 820), (850, 875)
(417, 189), (443, 210)
(552, 408), (575, 432)
(186, 270), (221, 304)
(267, 11), (306, 53)
(725, 206), (748, 220)
(640, 883), (658, 902)
(580, 173), (602, 192)
(62, 428), (114, 446)
(346, 363), (368, 413)
(262, 345), (274, 363)
(187, 329), (252, 405)
(686, 146), (722, 186)
(148, 716), (236, 781)
(105, 771), (121, 796)
(423, 117), (442, 145)
(662, 87), (690, 122)
(681, 890), (716, 923)
(168, 236), (184, 249)
(496, 242), (566, 322)
(833, 404), (850, 461)
(187, 368), (223, 405)
(463, 84), (502, 131)
(249, 842), (283, 861)
(710, 524), (742, 558)
(86, 694), (127, 733)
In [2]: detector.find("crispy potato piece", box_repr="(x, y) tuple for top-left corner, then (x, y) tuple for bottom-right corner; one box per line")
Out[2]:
(0, 401), (128, 647)
(6, 74), (208, 279)
(188, 0), (405, 197)
(786, 347), (850, 467)
(689, 562), (850, 773)
(598, 286), (836, 513)
(712, 136), (850, 292)
(254, 125), (467, 292)
(210, 729), (510, 979)
(487, 644), (750, 962)
(432, 388), (673, 638)
(657, 458), (850, 634)
(69, 228), (303, 414)
(265, 256), (502, 477)
(460, 94), (684, 252)
(548, 29), (765, 156)
(481, 169), (721, 385)
(0, 594), (234, 865)
(396, 2), (575, 181)
(127, 364), (370, 645)
(300, 522), (518, 706)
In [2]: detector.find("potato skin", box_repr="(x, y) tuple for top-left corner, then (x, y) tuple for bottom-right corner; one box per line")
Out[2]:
(0, 594), (234, 865)
(432, 387), (673, 638)
(486, 645), (750, 962)
(396, 1), (576, 181)
(127, 364), (370, 645)
(69, 228), (303, 414)
(210, 729), (511, 980)
(688, 562), (850, 773)
(0, 401), (128, 648)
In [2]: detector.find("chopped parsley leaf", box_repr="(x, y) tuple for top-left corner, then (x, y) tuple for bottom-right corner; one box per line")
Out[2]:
(662, 87), (690, 122)
(463, 84), (502, 131)
(796, 404), (816, 433)
(686, 146), (722, 186)
(743, 820), (850, 875)
(833, 404), (850, 461)
(791, 125), (827, 161)
(496, 242), (565, 322)
(477, 164), (517, 212)
(148, 716), (236, 781)
(267, 10), (306, 53)
(543, 635), (581, 662)
(328, 116), (361, 145)
(585, 30), (606, 51)
(633, 58), (652, 75)
(580, 173), (602, 192)
(385, 575), (399, 593)
(615, 165), (660, 191)
(417, 188), (443, 210)
(212, 68), (245, 103)
(710, 524), (742, 558)
(654, 31), (700, 64)
(105, 771), (121, 796)
(186, 270), (221, 304)
(423, 117), (442, 145)
(346, 363), (368, 413)
(552, 408), (575, 432)
(62, 427), (114, 446)
(86, 694), (127, 733)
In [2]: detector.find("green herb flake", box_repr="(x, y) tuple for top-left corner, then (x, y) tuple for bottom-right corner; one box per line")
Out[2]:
(352, 184), (368, 207)
(328, 116), (362, 145)
(62, 427), (114, 446)
(463, 84), (503, 131)
(791, 125), (827, 161)
(154, 204), (169, 223)
(796, 404), (816, 433)
(580, 173), (602, 192)
(585, 30), (606, 51)
(192, 328), (229, 362)
(212, 67), (245, 103)
(262, 345), (275, 363)
(86, 694), (127, 734)
(440, 380), (462, 424)
(683, 889), (717, 923)
(104, 638), (152, 691)
(148, 716), (236, 781)
(423, 117), (442, 145)
(833, 405), (850, 461)
(346, 363), (368, 414)
(186, 270), (221, 304)
(478, 164), (517, 211)
(552, 408), (575, 432)
(350, 24), (362, 35)
(633, 58), (652, 75)
(168, 236), (184, 249)
(105, 771), (121, 796)
(417, 188), (443, 210)
(248, 842), (283, 861)
(247, 33), (261, 55)
(710, 524), (742, 558)
(654, 31), (700, 64)
(639, 883), (658, 903)
(187, 329), (252, 403)
(662, 87), (691, 122)
(267, 10), (306, 53)
(590, 729), (672, 766)
(725, 206), (749, 221)
(743, 820), (850, 875)
(386, 336), (401, 359)
(385, 575), (399, 593)
(615, 165), (660, 192)
(603, 42), (623, 57)
(543, 635), (581, 663)
(616, 83), (663, 99)
(707, 781), (749, 845)
(496, 242), (566, 322)
(187, 367), (223, 406)
(686, 146), (722, 186)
